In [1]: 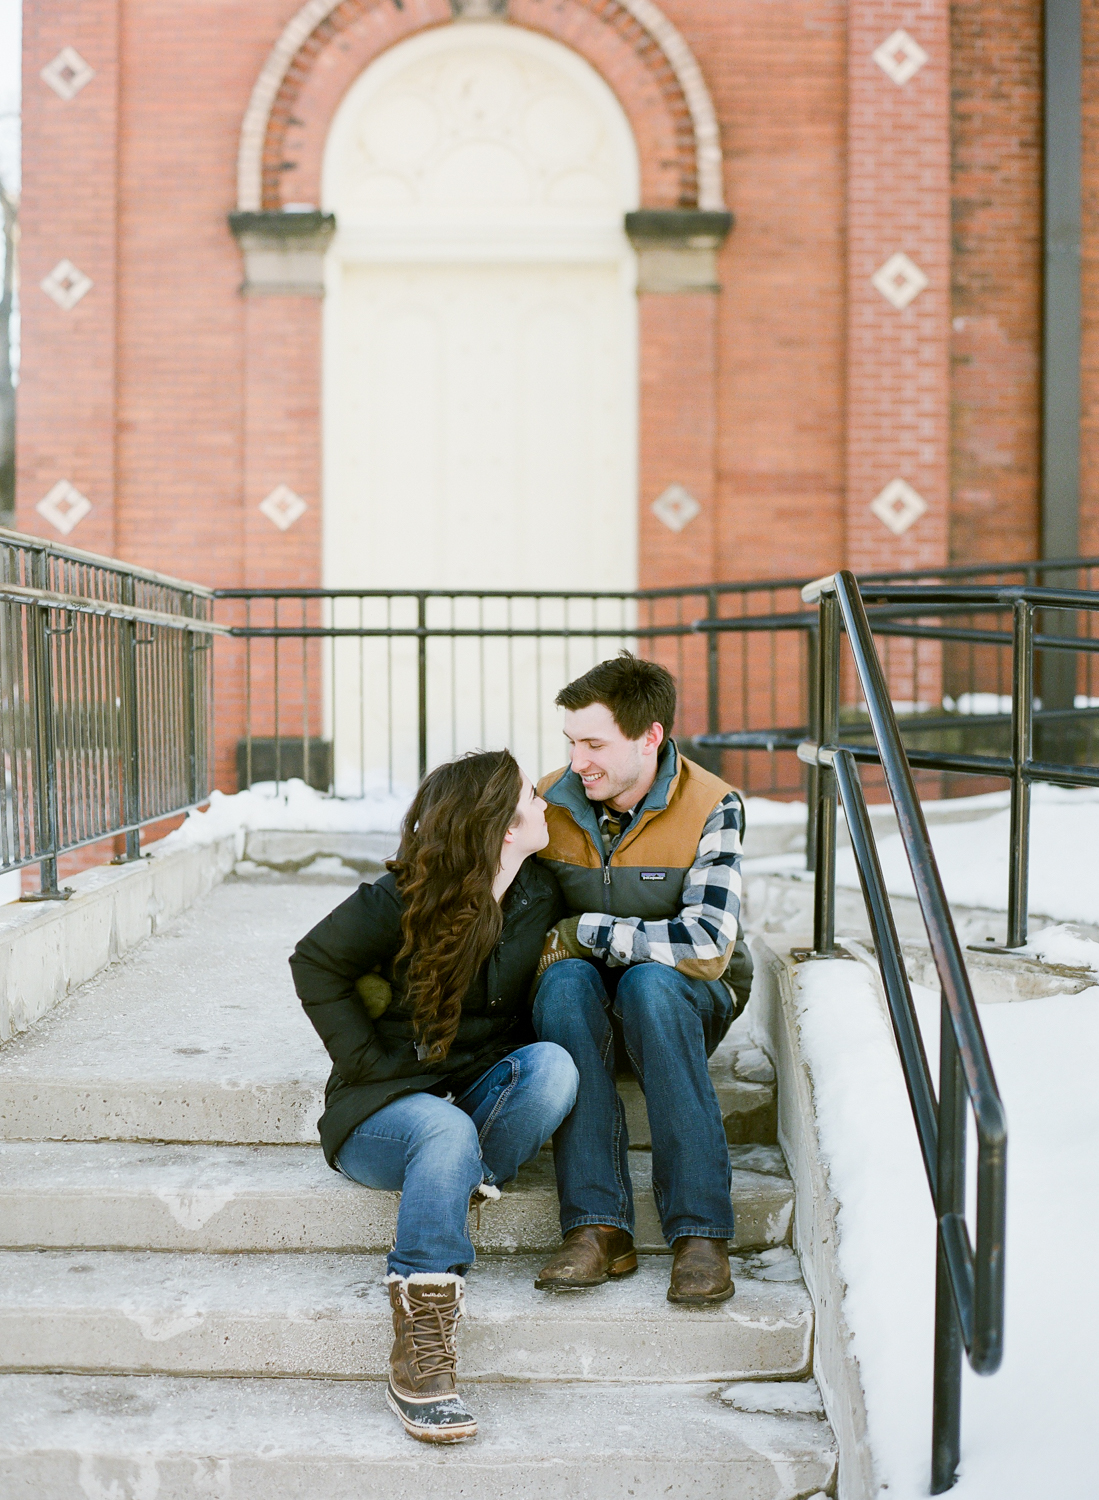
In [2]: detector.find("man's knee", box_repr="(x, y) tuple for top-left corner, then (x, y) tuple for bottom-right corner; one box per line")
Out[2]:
(615, 964), (701, 1032)
(616, 962), (687, 1008)
(532, 959), (605, 1039)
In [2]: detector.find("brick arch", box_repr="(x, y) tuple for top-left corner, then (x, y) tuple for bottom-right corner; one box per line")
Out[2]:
(236, 0), (723, 214)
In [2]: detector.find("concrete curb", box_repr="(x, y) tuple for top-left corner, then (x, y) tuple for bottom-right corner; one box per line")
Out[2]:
(748, 935), (878, 1500)
(0, 835), (238, 1045)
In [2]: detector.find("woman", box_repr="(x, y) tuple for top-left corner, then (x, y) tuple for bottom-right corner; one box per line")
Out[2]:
(290, 750), (577, 1446)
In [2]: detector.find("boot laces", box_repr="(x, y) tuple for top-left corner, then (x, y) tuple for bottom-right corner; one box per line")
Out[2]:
(408, 1294), (463, 1382)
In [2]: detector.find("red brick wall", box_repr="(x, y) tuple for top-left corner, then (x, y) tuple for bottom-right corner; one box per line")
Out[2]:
(950, 0), (1042, 566)
(18, 0), (121, 556)
(845, 0), (951, 577)
(15, 0), (1091, 792)
(1082, 0), (1099, 556)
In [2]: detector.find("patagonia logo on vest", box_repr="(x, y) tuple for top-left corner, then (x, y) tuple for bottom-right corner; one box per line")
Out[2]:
(640, 870), (667, 881)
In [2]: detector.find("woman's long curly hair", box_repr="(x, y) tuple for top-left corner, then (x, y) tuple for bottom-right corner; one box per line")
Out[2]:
(387, 750), (523, 1063)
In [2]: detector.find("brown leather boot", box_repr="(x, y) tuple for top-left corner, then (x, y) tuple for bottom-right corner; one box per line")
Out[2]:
(385, 1274), (478, 1442)
(667, 1236), (735, 1305)
(534, 1225), (638, 1290)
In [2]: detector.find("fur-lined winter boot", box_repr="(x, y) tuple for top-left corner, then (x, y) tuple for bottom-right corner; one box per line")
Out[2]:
(385, 1273), (478, 1443)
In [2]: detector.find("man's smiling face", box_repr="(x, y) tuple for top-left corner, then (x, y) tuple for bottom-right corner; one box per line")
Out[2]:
(562, 702), (664, 812)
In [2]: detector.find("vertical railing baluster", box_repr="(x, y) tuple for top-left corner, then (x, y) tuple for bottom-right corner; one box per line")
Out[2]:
(812, 591), (840, 954)
(25, 548), (66, 897)
(1007, 600), (1033, 947)
(119, 573), (141, 862)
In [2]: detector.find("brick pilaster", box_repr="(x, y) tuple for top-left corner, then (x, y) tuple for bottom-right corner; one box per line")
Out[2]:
(845, 0), (952, 573)
(16, 0), (120, 553)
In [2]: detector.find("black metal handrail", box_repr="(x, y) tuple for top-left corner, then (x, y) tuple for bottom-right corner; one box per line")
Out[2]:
(0, 527), (224, 896)
(797, 571), (1007, 1494)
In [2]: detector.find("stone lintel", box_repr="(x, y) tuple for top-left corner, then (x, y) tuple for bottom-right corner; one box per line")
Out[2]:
(228, 211), (337, 297)
(625, 209), (734, 294)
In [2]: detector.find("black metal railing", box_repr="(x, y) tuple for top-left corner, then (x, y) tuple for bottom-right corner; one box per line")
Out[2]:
(796, 571), (1007, 1494)
(214, 556), (1099, 806)
(0, 528), (222, 896)
(213, 582), (814, 797)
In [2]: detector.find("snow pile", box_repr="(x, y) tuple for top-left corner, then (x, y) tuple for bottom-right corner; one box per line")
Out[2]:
(833, 783), (1099, 923)
(156, 778), (411, 859)
(1019, 922), (1099, 974)
(791, 954), (1099, 1498)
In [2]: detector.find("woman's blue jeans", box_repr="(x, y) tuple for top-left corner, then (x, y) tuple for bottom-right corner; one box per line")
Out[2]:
(335, 1041), (579, 1276)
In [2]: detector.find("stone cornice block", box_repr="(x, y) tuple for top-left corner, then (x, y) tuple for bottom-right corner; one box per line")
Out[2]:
(228, 211), (337, 296)
(625, 209), (734, 293)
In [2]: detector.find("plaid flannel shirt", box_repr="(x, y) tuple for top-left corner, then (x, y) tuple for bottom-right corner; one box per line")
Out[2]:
(574, 790), (744, 970)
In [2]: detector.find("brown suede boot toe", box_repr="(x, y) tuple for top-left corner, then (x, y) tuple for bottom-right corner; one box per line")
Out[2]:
(534, 1225), (638, 1290)
(667, 1236), (735, 1305)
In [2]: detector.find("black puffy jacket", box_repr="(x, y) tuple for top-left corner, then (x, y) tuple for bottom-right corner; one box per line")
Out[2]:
(290, 861), (564, 1165)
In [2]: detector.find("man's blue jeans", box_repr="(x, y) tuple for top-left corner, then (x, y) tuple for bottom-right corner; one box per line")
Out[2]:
(335, 1041), (578, 1276)
(532, 959), (735, 1245)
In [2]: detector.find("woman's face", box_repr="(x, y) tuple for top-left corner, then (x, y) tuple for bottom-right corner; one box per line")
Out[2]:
(503, 772), (550, 860)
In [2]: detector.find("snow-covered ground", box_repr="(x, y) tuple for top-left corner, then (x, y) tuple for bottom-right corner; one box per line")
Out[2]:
(158, 777), (410, 859)
(748, 784), (1099, 926)
(164, 778), (1099, 926)
(787, 949), (1099, 1499)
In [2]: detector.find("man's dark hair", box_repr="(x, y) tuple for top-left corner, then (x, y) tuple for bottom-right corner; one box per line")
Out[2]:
(555, 651), (676, 740)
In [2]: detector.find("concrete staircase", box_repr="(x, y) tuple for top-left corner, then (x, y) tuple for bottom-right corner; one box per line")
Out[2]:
(0, 872), (837, 1498)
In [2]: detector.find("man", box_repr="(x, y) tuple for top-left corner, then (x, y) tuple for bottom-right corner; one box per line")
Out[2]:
(532, 652), (752, 1305)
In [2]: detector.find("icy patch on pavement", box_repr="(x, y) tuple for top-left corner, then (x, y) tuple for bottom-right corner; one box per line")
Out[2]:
(794, 955), (1099, 1497)
(721, 1378), (824, 1416)
(155, 1187), (236, 1231)
(157, 777), (411, 858)
(834, 783), (1099, 923)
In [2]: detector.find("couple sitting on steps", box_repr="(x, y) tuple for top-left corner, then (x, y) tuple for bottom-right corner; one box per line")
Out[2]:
(290, 652), (753, 1445)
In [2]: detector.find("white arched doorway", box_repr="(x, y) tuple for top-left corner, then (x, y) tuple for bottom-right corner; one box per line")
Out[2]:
(321, 21), (640, 594)
(320, 22), (641, 788)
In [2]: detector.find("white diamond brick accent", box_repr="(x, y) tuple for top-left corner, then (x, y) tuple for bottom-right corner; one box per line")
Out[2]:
(872, 29), (928, 86)
(40, 260), (93, 311)
(871, 252), (929, 311)
(870, 479), (927, 536)
(651, 484), (701, 533)
(259, 485), (307, 531)
(36, 481), (92, 536)
(40, 46), (96, 100)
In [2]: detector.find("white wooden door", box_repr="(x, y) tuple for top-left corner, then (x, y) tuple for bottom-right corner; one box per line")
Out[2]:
(321, 23), (639, 785)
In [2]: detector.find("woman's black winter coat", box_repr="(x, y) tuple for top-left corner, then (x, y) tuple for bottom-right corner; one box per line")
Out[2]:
(290, 861), (564, 1166)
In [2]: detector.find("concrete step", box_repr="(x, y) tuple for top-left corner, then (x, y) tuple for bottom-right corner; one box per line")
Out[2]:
(0, 1066), (774, 1148)
(0, 876), (775, 1146)
(0, 1140), (793, 1254)
(0, 1248), (813, 1382)
(0, 1373), (838, 1499)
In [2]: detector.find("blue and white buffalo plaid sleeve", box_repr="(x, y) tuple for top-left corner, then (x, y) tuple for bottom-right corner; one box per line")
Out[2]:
(575, 792), (744, 976)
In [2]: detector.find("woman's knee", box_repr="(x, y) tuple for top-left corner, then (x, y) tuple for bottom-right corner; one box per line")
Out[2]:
(406, 1106), (481, 1177)
(525, 1040), (579, 1115)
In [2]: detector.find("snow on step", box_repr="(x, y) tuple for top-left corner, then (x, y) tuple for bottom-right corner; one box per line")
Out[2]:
(0, 1250), (813, 1382)
(0, 1374), (838, 1500)
(0, 1142), (793, 1254)
(0, 877), (774, 1146)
